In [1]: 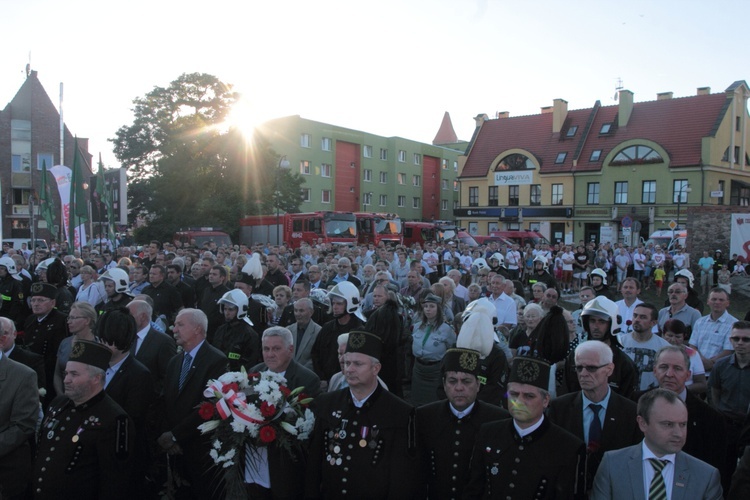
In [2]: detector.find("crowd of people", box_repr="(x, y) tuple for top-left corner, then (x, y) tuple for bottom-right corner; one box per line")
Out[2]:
(0, 235), (749, 499)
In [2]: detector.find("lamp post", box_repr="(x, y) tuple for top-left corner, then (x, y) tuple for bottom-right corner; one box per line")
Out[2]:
(275, 156), (290, 245)
(675, 183), (691, 237)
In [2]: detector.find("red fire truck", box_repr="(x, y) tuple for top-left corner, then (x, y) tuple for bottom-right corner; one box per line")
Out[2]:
(403, 221), (478, 248)
(354, 213), (403, 246)
(239, 212), (358, 248)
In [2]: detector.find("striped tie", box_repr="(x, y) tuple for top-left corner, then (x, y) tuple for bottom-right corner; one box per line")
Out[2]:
(648, 458), (668, 500)
(178, 353), (193, 391)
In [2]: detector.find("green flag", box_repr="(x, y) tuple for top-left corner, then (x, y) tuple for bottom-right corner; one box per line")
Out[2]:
(69, 139), (88, 247)
(39, 160), (55, 231)
(96, 154), (115, 242)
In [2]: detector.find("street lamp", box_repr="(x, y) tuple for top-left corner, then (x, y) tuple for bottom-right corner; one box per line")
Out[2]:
(675, 183), (691, 236)
(276, 156), (290, 245)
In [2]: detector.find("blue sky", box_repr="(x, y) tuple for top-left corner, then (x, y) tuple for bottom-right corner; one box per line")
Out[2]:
(1, 0), (748, 169)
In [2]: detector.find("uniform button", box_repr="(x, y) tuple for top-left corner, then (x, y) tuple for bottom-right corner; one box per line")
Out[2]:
(342, 478), (347, 483)
(451, 476), (457, 481)
(509, 483), (514, 488)
(55, 437), (60, 441)
(36, 489), (41, 493)
(518, 445), (524, 450)
(454, 441), (460, 445)
(342, 490), (346, 495)
(455, 429), (461, 435)
(454, 452), (459, 457)
(452, 487), (457, 492)
(41, 467), (46, 472)
(453, 464), (458, 469)
(60, 427), (65, 431)
(50, 447), (55, 452)
(514, 458), (520, 463)
(541, 479), (547, 484)
(343, 468), (349, 472)
(38, 478), (42, 482)
(45, 457), (50, 462)
(512, 470), (517, 475)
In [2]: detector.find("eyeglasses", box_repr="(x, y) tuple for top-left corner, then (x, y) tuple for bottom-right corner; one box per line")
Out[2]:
(730, 337), (750, 343)
(67, 316), (85, 322)
(574, 364), (608, 373)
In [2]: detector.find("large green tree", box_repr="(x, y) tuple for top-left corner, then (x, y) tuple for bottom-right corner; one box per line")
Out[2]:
(111, 73), (304, 242)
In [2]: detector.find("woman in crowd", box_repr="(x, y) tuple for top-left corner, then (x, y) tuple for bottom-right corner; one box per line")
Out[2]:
(53, 302), (98, 396)
(410, 293), (455, 406)
(268, 285), (291, 326)
(75, 265), (105, 307)
(508, 302), (544, 357)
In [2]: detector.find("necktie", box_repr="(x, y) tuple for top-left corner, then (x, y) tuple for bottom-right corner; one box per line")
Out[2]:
(179, 353), (193, 391)
(648, 458), (668, 500)
(588, 403), (602, 447)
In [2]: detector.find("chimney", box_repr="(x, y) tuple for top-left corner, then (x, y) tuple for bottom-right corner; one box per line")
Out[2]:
(474, 113), (489, 128)
(541, 106), (553, 114)
(618, 89), (634, 127)
(496, 111), (509, 119)
(697, 87), (711, 96)
(552, 98), (568, 133)
(657, 92), (673, 100)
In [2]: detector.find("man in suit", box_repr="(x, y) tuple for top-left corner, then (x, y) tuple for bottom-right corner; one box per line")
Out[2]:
(646, 345), (728, 487)
(99, 307), (155, 495)
(464, 356), (585, 499)
(325, 257), (361, 289)
(245, 326), (321, 498)
(591, 388), (723, 500)
(157, 309), (227, 500)
(287, 297), (321, 370)
(128, 299), (177, 396)
(279, 279), (330, 328)
(416, 348), (509, 499)
(0, 322), (39, 500)
(0, 317), (46, 394)
(548, 340), (642, 494)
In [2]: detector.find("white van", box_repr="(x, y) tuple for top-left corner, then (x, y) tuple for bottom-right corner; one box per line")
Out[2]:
(643, 230), (686, 254)
(1, 238), (49, 251)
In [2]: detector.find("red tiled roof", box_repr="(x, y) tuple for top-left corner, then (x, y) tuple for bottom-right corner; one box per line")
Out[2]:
(461, 91), (731, 178)
(433, 111), (458, 145)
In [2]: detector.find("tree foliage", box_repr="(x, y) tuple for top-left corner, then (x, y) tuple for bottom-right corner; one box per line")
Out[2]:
(111, 73), (304, 243)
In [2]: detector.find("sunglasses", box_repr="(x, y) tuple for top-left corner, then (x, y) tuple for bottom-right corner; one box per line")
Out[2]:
(730, 337), (750, 343)
(574, 364), (608, 373)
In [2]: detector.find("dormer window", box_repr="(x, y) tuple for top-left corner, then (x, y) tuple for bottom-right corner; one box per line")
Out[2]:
(599, 123), (612, 134)
(555, 152), (567, 164)
(611, 145), (663, 166)
(565, 126), (578, 138)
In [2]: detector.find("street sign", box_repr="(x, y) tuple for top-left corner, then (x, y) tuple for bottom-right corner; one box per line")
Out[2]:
(621, 215), (632, 228)
(668, 220), (677, 230)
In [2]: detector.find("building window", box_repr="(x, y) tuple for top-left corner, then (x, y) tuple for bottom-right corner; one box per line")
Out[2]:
(673, 179), (689, 203)
(737, 116), (741, 132)
(398, 195), (405, 208)
(398, 150), (406, 162)
(321, 163), (332, 177)
(302, 188), (311, 202)
(379, 194), (387, 206)
(442, 199), (448, 211)
(363, 145), (373, 158)
(453, 181), (459, 191)
(363, 169), (372, 182)
(414, 153), (421, 165)
(587, 183), (600, 205)
(599, 123), (612, 135)
(322, 190), (331, 203)
(37, 153), (54, 171)
(508, 185), (519, 206)
(442, 159), (447, 170)
(362, 192), (372, 206)
(453, 200), (459, 210)
(442, 179), (448, 190)
(555, 152), (567, 164)
(614, 181), (628, 204)
(469, 187), (479, 207)
(551, 184), (563, 206)
(530, 185), (541, 206)
(300, 134), (311, 148)
(300, 160), (310, 175)
(731, 183), (750, 207)
(565, 126), (578, 138)
(642, 181), (656, 204)
(488, 186), (498, 206)
(718, 180), (725, 205)
(454, 161), (458, 172)
(379, 172), (387, 184)
(398, 173), (406, 185)
(321, 137), (332, 151)
(379, 148), (388, 160)
(590, 150), (602, 162)
(413, 197), (420, 209)
(413, 175), (421, 187)
(611, 145), (663, 166)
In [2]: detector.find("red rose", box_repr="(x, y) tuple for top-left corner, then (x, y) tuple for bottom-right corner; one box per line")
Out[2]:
(198, 402), (215, 421)
(298, 393), (310, 406)
(280, 386), (291, 397)
(260, 401), (276, 418)
(259, 425), (277, 443)
(222, 382), (239, 393)
(247, 372), (260, 380)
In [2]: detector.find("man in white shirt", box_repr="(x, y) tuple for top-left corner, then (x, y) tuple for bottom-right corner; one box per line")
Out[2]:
(616, 277), (644, 336)
(505, 243), (522, 281)
(689, 288), (738, 374)
(617, 303), (669, 390)
(488, 275), (517, 327)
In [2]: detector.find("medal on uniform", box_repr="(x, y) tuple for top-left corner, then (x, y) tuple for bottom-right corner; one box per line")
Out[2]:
(72, 435), (79, 443)
(333, 445), (341, 454)
(335, 458), (342, 465)
(47, 430), (54, 439)
(338, 419), (348, 440)
(369, 426), (379, 449)
(491, 465), (499, 475)
(359, 426), (369, 447)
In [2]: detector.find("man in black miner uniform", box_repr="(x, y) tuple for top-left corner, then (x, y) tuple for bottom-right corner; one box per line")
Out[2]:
(142, 264), (183, 327)
(0, 255), (26, 330)
(33, 339), (134, 499)
(464, 356), (585, 499)
(304, 331), (420, 499)
(416, 348), (509, 500)
(22, 282), (68, 407)
(199, 264), (231, 342)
